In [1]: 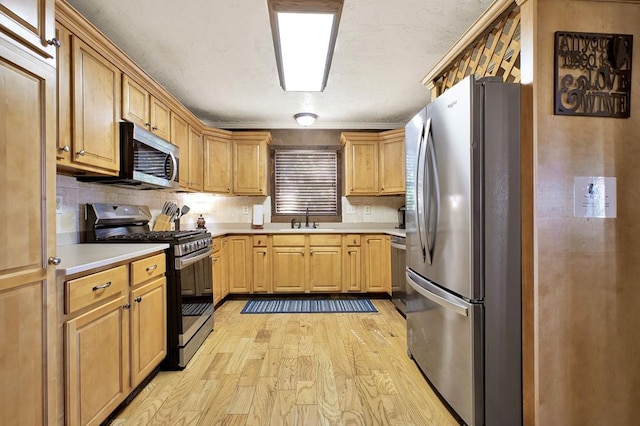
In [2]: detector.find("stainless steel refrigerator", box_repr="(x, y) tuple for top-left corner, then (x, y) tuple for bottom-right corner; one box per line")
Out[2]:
(405, 76), (522, 426)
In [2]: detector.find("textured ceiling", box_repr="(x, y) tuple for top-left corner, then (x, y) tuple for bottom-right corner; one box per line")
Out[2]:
(65, 0), (490, 129)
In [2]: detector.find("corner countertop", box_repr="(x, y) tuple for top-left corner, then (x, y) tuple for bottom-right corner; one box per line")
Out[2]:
(203, 223), (406, 238)
(55, 243), (169, 276)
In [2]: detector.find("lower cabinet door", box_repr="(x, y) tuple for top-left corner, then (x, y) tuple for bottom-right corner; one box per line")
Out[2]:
(253, 247), (271, 292)
(130, 277), (166, 387)
(309, 247), (342, 292)
(272, 247), (305, 292)
(65, 295), (130, 426)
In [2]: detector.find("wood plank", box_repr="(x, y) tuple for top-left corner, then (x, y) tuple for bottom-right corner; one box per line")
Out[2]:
(106, 300), (457, 425)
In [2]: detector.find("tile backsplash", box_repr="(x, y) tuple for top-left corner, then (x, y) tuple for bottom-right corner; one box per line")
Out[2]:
(56, 174), (405, 245)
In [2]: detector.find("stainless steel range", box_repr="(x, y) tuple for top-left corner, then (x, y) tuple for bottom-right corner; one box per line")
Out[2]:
(84, 203), (213, 369)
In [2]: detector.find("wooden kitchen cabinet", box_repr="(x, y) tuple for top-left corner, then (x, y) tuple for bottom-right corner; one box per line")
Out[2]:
(308, 234), (342, 292)
(65, 295), (130, 426)
(204, 129), (233, 194)
(341, 130), (405, 196)
(342, 235), (362, 292)
(122, 74), (171, 141)
(227, 236), (253, 293)
(211, 237), (227, 305)
(130, 276), (166, 387)
(232, 131), (271, 195)
(379, 129), (405, 195)
(170, 112), (190, 189)
(363, 235), (392, 294)
(0, 0), (57, 59)
(62, 252), (166, 426)
(341, 132), (380, 195)
(70, 35), (121, 173)
(188, 126), (204, 191)
(252, 236), (271, 293)
(272, 235), (305, 292)
(0, 29), (57, 425)
(56, 25), (121, 175)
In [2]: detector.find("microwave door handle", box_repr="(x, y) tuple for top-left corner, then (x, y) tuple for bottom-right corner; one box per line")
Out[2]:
(415, 121), (427, 261)
(426, 122), (439, 261)
(169, 152), (178, 183)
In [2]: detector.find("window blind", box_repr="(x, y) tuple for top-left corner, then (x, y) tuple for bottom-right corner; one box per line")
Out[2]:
(274, 150), (338, 215)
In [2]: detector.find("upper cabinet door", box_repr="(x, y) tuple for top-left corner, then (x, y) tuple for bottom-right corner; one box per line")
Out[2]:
(232, 132), (271, 195)
(72, 36), (121, 173)
(149, 97), (170, 141)
(0, 0), (56, 58)
(170, 112), (190, 189)
(379, 129), (405, 195)
(122, 74), (150, 128)
(342, 133), (379, 196)
(188, 126), (204, 191)
(204, 132), (232, 193)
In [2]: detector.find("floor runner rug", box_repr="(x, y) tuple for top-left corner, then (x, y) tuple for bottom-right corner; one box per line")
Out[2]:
(241, 298), (377, 314)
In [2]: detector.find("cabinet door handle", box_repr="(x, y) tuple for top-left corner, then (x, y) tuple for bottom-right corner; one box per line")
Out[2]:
(92, 281), (111, 291)
(262, 252), (266, 257)
(145, 122), (151, 127)
(48, 257), (61, 265)
(47, 38), (61, 47)
(59, 145), (70, 153)
(134, 296), (142, 303)
(123, 303), (131, 310)
(76, 150), (86, 156)
(146, 264), (158, 271)
(152, 126), (158, 131)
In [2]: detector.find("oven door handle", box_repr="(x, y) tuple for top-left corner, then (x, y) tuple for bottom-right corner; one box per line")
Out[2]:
(175, 247), (212, 270)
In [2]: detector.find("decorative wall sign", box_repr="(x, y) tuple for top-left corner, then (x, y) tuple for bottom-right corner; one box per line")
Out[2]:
(554, 31), (633, 118)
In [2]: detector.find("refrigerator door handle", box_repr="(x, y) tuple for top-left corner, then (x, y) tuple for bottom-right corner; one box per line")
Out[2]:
(415, 121), (428, 261)
(425, 123), (440, 261)
(406, 271), (469, 317)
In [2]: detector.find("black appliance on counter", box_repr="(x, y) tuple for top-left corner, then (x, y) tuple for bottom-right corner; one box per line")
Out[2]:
(397, 205), (406, 229)
(84, 203), (213, 369)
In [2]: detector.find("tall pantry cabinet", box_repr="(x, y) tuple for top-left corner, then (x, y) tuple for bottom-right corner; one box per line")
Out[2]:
(0, 0), (59, 424)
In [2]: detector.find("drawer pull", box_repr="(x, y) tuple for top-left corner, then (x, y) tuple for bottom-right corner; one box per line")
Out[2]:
(92, 281), (111, 291)
(146, 264), (158, 272)
(134, 296), (142, 303)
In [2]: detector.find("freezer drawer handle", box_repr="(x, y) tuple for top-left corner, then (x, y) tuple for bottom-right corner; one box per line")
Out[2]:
(406, 274), (468, 317)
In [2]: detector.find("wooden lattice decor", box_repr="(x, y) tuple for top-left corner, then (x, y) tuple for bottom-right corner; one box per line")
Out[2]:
(430, 8), (521, 98)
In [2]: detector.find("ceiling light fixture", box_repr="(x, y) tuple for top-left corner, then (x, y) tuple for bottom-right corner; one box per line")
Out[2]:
(267, 0), (344, 92)
(294, 112), (318, 127)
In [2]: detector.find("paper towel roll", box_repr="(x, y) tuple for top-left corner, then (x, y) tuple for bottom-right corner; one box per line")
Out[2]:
(252, 204), (264, 228)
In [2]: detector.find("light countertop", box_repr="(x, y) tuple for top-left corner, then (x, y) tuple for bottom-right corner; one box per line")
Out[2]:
(56, 243), (169, 276)
(204, 223), (405, 238)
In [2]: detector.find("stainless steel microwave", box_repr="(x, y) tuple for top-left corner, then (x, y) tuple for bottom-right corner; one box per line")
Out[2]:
(78, 121), (179, 190)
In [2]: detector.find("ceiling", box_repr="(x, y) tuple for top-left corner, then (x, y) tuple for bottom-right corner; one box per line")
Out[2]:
(65, 0), (491, 130)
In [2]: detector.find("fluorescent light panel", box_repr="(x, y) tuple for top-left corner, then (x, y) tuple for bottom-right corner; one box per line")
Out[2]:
(277, 12), (334, 91)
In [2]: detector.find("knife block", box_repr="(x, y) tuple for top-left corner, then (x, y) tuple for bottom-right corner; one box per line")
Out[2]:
(153, 214), (172, 231)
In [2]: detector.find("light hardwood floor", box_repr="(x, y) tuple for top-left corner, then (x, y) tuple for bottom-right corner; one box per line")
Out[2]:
(108, 299), (459, 425)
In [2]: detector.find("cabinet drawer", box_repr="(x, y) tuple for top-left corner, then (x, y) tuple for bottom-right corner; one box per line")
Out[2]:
(131, 253), (166, 286)
(253, 235), (268, 247)
(309, 234), (342, 246)
(66, 265), (128, 314)
(212, 237), (222, 253)
(272, 235), (305, 247)
(345, 234), (361, 246)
